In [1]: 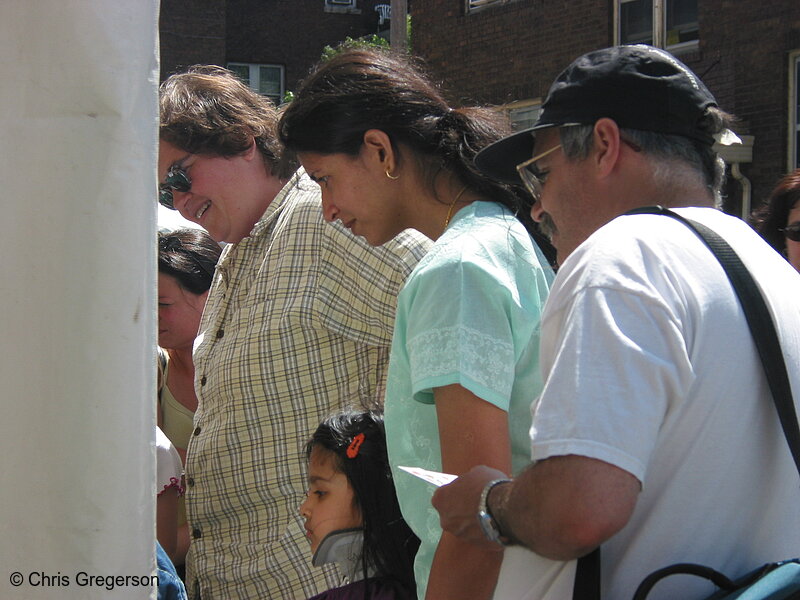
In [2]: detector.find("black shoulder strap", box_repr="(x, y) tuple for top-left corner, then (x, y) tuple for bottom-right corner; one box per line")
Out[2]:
(573, 206), (800, 600)
(574, 548), (601, 600)
(627, 206), (800, 475)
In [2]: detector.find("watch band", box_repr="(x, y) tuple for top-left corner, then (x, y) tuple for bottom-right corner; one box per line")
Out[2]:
(478, 478), (512, 546)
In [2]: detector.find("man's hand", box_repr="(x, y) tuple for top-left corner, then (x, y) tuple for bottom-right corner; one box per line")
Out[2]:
(431, 465), (508, 548)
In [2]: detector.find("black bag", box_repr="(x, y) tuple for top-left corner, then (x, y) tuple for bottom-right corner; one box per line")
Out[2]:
(573, 207), (800, 600)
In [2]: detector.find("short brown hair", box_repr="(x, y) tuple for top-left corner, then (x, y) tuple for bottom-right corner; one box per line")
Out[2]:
(159, 65), (292, 178)
(750, 168), (800, 254)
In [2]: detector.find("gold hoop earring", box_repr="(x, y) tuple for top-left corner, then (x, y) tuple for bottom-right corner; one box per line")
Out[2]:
(385, 168), (399, 180)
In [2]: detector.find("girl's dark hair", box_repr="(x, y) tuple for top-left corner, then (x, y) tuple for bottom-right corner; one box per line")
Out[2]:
(158, 228), (222, 295)
(750, 168), (800, 255)
(306, 410), (419, 599)
(279, 47), (537, 234)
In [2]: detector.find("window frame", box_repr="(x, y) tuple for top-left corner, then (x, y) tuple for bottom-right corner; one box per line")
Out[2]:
(503, 99), (542, 132)
(614, 0), (699, 55)
(324, 0), (360, 14)
(466, 0), (519, 15)
(227, 62), (285, 105)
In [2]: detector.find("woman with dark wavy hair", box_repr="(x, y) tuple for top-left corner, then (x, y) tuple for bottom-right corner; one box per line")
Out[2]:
(750, 168), (800, 272)
(279, 47), (554, 599)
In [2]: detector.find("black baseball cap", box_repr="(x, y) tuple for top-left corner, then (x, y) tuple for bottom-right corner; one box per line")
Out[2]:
(476, 45), (719, 184)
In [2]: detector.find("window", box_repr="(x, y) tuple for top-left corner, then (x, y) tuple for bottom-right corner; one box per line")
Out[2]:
(375, 4), (391, 26)
(228, 63), (284, 105)
(616, 0), (698, 54)
(495, 99), (542, 134)
(507, 101), (541, 131)
(790, 51), (800, 171)
(324, 0), (359, 14)
(466, 0), (520, 15)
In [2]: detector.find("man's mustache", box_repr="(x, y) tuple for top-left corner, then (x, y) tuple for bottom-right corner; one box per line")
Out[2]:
(537, 213), (558, 242)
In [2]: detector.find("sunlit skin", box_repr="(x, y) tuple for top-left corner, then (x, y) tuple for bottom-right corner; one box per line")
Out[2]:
(299, 148), (408, 246)
(299, 447), (362, 554)
(527, 127), (590, 263)
(158, 140), (284, 244)
(158, 272), (208, 465)
(299, 130), (476, 247)
(528, 121), (671, 265)
(158, 273), (208, 352)
(786, 204), (800, 273)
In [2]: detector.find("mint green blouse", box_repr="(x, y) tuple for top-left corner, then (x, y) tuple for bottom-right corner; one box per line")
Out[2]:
(385, 201), (554, 598)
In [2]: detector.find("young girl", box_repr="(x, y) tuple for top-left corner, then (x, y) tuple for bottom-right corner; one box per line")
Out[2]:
(301, 410), (419, 600)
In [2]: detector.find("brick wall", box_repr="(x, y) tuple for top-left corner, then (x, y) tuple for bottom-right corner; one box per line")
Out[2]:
(412, 0), (800, 216)
(160, 0), (390, 93)
(225, 0), (389, 93)
(689, 1), (800, 210)
(412, 0), (608, 106)
(159, 0), (227, 80)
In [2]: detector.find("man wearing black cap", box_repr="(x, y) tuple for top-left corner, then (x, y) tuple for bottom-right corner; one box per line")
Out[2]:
(432, 45), (800, 599)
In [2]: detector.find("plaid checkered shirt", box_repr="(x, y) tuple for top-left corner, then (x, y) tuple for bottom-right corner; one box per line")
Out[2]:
(184, 169), (431, 600)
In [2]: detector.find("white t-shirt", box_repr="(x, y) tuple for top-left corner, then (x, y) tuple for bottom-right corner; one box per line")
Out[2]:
(497, 207), (800, 599)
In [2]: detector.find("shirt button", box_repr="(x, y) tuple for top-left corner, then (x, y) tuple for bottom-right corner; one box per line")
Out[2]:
(186, 476), (195, 487)
(215, 329), (224, 339)
(192, 528), (202, 539)
(194, 427), (201, 436)
(200, 375), (207, 386)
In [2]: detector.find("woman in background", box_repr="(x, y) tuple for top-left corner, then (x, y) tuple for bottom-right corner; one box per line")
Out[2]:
(750, 167), (800, 272)
(157, 227), (221, 566)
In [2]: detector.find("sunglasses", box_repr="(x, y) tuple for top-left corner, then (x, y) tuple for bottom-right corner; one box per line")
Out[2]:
(159, 164), (191, 210)
(781, 221), (800, 242)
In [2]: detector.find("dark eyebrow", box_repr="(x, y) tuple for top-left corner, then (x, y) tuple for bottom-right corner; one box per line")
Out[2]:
(171, 154), (191, 170)
(306, 474), (332, 485)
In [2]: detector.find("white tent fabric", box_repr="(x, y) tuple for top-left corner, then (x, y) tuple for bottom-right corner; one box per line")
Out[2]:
(1, 1), (159, 598)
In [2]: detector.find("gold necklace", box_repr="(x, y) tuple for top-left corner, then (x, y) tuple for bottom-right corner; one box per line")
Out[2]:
(443, 185), (468, 230)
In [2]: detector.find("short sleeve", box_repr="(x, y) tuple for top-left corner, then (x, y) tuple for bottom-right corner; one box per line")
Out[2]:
(403, 250), (520, 410)
(532, 225), (696, 482)
(156, 427), (184, 497)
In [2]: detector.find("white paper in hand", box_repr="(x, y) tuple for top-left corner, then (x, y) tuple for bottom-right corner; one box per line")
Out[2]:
(398, 465), (457, 487)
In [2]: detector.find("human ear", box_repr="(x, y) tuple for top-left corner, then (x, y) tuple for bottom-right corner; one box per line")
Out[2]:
(241, 136), (258, 161)
(592, 118), (623, 178)
(362, 129), (397, 173)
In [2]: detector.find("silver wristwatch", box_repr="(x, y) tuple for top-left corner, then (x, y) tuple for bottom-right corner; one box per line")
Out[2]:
(477, 478), (512, 546)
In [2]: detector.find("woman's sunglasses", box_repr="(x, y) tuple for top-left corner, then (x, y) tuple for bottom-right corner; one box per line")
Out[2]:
(781, 222), (800, 242)
(159, 165), (191, 210)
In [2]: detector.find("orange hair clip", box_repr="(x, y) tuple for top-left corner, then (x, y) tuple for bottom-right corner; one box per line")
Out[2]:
(346, 433), (365, 459)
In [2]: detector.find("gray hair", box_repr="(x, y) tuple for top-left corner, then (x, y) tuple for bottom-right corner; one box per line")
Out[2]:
(559, 108), (730, 207)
